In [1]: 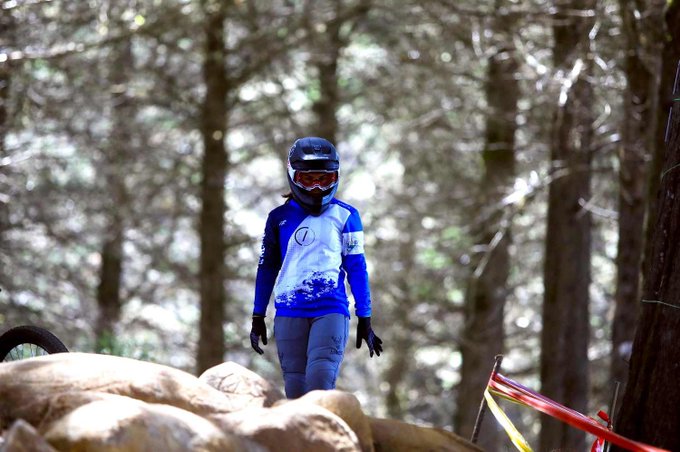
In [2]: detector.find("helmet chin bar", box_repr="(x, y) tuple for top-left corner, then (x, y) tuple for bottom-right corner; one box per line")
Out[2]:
(308, 197), (324, 215)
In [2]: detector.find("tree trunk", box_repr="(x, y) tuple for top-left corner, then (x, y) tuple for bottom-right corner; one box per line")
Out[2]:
(383, 213), (419, 420)
(613, 65), (680, 452)
(307, 1), (371, 143)
(540, 1), (595, 450)
(455, 5), (519, 450)
(610, 0), (664, 389)
(95, 11), (133, 352)
(310, 10), (342, 143)
(196, 0), (229, 374)
(0, 8), (15, 240)
(384, 333), (411, 418)
(614, 7), (680, 451)
(641, 1), (680, 309)
(95, 226), (124, 351)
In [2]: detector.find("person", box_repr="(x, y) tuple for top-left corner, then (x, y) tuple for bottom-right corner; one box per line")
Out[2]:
(249, 136), (383, 399)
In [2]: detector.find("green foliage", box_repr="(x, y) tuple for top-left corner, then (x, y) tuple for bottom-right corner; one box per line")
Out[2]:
(418, 247), (450, 271)
(96, 332), (156, 362)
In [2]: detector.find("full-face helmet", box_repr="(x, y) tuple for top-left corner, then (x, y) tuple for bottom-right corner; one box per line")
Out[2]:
(287, 137), (339, 215)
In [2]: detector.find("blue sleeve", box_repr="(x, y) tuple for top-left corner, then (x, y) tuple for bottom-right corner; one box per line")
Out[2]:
(253, 212), (281, 316)
(341, 209), (372, 317)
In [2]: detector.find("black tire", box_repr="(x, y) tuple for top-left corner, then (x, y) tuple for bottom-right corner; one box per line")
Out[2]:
(0, 325), (69, 362)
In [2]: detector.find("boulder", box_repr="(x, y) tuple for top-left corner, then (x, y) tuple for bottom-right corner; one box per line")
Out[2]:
(0, 353), (482, 452)
(369, 417), (483, 452)
(0, 353), (241, 429)
(278, 390), (374, 452)
(1, 419), (57, 452)
(211, 402), (361, 452)
(27, 391), (120, 432)
(43, 395), (265, 452)
(199, 362), (283, 409)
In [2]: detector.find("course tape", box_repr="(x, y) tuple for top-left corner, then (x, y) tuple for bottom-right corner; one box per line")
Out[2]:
(484, 388), (533, 451)
(487, 372), (669, 452)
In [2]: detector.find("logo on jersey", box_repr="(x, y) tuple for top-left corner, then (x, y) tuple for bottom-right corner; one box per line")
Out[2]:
(294, 227), (316, 246)
(346, 237), (359, 253)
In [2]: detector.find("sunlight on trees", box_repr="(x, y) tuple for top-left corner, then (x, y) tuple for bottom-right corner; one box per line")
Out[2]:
(0, 0), (678, 448)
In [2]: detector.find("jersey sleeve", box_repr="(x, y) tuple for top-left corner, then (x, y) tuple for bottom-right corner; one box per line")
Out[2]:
(253, 212), (282, 316)
(341, 208), (372, 317)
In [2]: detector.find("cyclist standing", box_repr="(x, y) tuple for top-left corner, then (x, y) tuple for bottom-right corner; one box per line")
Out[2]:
(249, 136), (382, 399)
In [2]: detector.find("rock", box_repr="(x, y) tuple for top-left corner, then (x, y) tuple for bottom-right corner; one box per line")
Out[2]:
(30, 391), (121, 432)
(0, 353), (481, 452)
(43, 395), (265, 452)
(0, 353), (241, 430)
(1, 419), (57, 452)
(211, 402), (361, 452)
(278, 390), (374, 452)
(199, 362), (284, 409)
(369, 417), (483, 452)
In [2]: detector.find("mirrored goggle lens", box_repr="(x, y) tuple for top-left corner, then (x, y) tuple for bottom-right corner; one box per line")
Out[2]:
(293, 171), (338, 190)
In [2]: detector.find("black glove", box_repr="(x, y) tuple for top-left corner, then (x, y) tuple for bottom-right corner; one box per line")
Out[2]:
(250, 315), (267, 355)
(356, 317), (383, 357)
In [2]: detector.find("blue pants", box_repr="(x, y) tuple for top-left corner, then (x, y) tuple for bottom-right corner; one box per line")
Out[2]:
(274, 313), (349, 399)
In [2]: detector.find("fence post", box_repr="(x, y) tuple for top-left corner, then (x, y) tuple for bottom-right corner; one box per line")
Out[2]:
(470, 354), (504, 443)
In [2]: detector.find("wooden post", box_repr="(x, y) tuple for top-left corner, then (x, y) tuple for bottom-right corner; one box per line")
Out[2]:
(470, 354), (504, 443)
(603, 381), (621, 452)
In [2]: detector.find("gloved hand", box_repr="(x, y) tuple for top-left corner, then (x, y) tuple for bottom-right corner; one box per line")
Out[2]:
(250, 315), (267, 355)
(356, 317), (383, 357)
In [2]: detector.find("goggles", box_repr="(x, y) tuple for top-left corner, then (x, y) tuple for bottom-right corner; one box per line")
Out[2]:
(292, 170), (338, 191)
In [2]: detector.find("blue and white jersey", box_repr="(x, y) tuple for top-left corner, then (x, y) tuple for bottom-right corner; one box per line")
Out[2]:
(253, 198), (371, 318)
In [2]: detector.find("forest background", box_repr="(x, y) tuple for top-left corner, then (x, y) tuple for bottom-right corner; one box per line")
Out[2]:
(1, 0), (679, 450)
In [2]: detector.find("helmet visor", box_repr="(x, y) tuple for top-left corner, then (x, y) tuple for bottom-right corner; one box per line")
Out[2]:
(292, 170), (338, 191)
